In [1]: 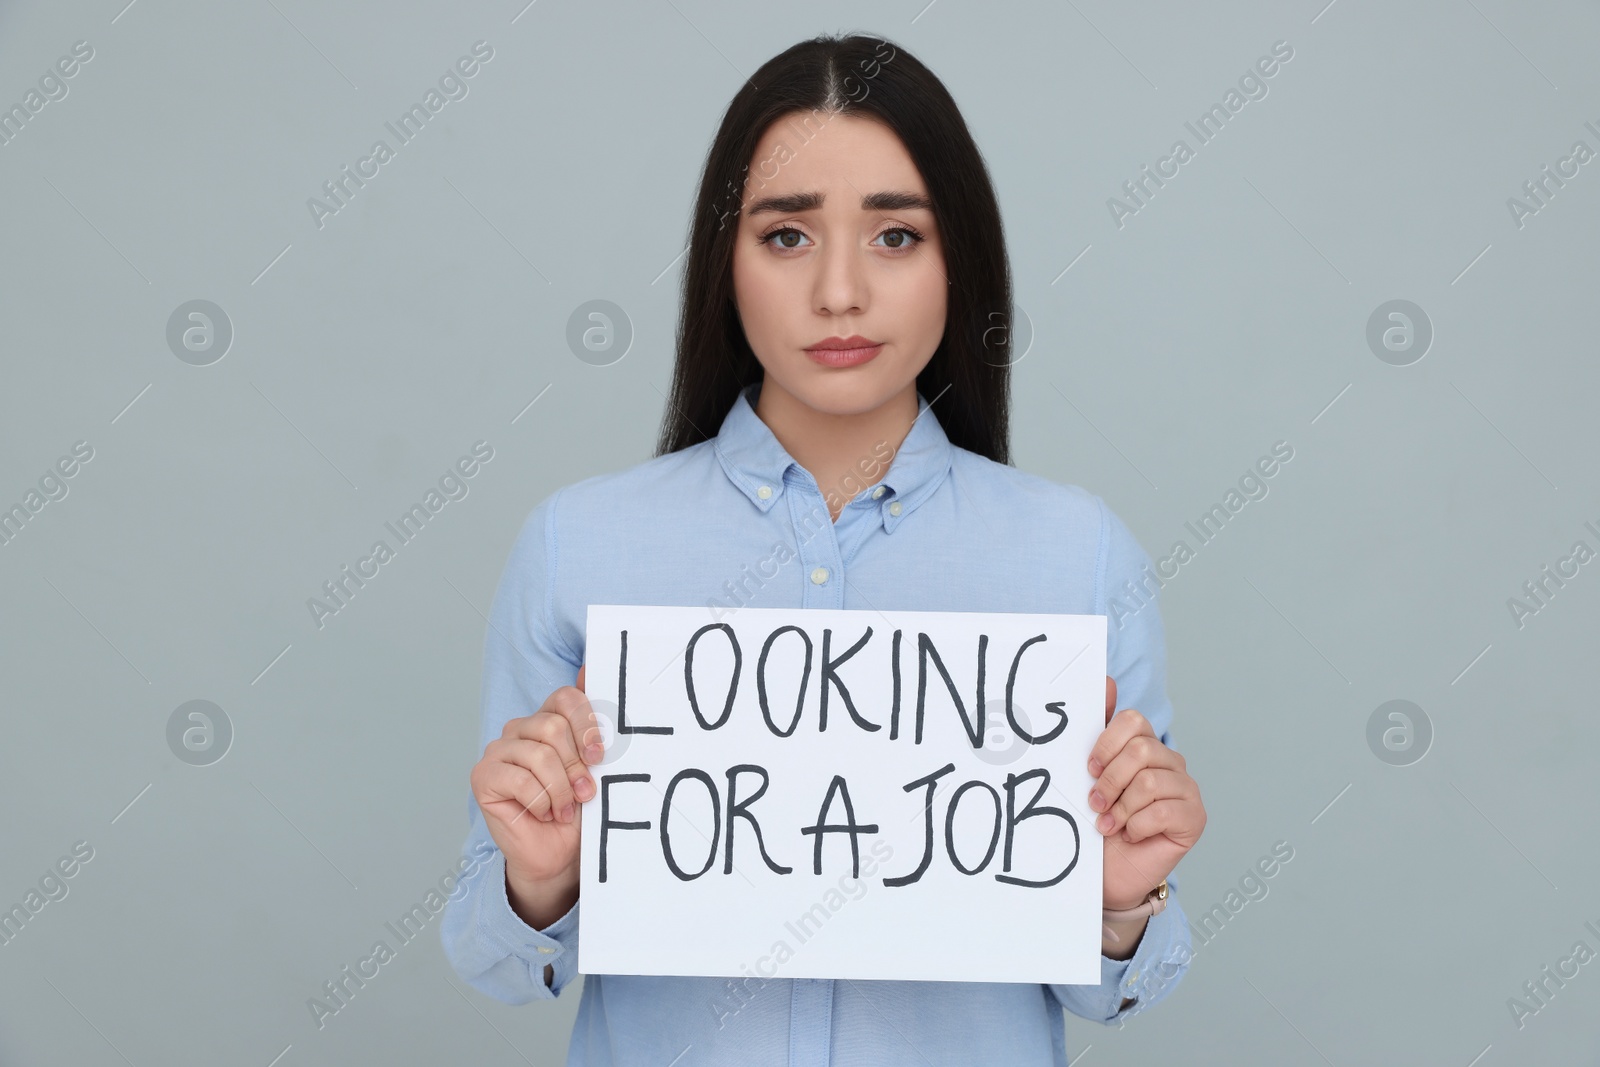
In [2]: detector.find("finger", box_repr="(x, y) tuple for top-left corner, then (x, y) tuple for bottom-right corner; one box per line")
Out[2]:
(505, 712), (596, 803)
(1104, 767), (1193, 837)
(481, 737), (559, 822)
(1104, 676), (1117, 726)
(1088, 706), (1151, 777)
(486, 737), (579, 822)
(545, 684), (606, 765)
(1122, 796), (1204, 845)
(576, 663), (586, 692)
(522, 740), (581, 823)
(473, 757), (556, 826)
(1090, 734), (1183, 823)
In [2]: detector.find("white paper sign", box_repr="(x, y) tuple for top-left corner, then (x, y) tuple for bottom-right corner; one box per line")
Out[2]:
(578, 604), (1106, 984)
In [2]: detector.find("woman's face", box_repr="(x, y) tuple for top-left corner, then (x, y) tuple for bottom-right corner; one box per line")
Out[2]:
(731, 110), (947, 418)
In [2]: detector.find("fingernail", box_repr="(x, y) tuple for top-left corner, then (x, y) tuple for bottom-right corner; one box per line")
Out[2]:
(1088, 758), (1103, 776)
(559, 804), (574, 823)
(1097, 813), (1114, 833)
(1090, 790), (1105, 810)
(574, 776), (594, 801)
(585, 743), (604, 762)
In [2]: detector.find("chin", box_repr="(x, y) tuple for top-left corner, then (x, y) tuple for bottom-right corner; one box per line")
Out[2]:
(771, 367), (909, 417)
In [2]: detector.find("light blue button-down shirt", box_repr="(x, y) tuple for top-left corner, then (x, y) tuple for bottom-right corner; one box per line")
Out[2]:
(442, 381), (1194, 1065)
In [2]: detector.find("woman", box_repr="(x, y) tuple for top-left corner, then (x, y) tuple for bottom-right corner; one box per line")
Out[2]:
(443, 31), (1206, 1066)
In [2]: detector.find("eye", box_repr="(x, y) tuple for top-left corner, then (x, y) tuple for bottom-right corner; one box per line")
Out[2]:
(755, 224), (928, 253)
(756, 226), (811, 250)
(873, 225), (926, 251)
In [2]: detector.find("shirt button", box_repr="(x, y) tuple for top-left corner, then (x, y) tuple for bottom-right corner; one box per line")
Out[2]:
(757, 485), (772, 499)
(537, 945), (557, 955)
(810, 567), (829, 585)
(872, 486), (886, 499)
(888, 502), (903, 517)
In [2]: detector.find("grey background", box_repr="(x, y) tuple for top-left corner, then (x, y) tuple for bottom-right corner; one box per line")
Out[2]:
(1, 0), (1596, 1064)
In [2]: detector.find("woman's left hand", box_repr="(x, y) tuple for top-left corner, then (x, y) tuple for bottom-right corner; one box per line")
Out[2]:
(1089, 676), (1206, 911)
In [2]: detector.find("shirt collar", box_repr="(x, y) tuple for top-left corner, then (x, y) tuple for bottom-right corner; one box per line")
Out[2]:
(711, 381), (954, 533)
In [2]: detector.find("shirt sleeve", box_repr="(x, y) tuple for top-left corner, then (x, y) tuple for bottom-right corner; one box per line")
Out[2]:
(1048, 873), (1193, 1024)
(440, 488), (586, 1003)
(1047, 496), (1195, 1024)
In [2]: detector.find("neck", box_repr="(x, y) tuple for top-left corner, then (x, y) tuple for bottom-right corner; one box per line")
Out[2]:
(753, 380), (918, 522)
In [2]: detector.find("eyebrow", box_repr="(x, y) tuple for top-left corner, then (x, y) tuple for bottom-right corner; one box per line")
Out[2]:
(745, 190), (934, 217)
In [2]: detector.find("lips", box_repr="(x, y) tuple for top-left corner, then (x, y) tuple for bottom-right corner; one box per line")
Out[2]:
(805, 336), (883, 368)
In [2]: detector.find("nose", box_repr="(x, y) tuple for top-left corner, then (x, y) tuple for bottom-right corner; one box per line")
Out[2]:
(812, 234), (867, 315)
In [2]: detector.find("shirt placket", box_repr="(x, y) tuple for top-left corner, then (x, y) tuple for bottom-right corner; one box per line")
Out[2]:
(787, 472), (847, 611)
(783, 471), (846, 1067)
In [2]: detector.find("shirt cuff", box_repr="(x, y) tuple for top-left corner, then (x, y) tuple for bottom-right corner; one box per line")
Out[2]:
(477, 848), (582, 998)
(1049, 874), (1194, 1025)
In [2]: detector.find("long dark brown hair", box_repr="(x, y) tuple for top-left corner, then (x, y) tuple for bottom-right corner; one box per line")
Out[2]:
(653, 32), (1013, 465)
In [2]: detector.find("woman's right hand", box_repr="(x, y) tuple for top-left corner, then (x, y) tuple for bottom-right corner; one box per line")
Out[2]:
(470, 664), (602, 919)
